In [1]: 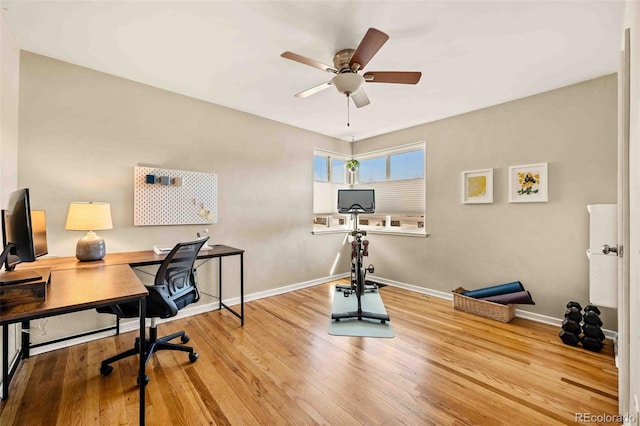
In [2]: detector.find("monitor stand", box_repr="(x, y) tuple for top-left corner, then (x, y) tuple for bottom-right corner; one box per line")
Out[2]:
(0, 269), (44, 286)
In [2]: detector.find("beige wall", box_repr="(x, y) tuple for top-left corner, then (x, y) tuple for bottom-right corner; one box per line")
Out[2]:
(354, 75), (618, 323)
(17, 52), (352, 341)
(1, 13), (19, 205)
(0, 13), (21, 394)
(12, 52), (619, 335)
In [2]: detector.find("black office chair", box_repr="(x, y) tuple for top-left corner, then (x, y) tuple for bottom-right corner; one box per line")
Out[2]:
(98, 237), (208, 382)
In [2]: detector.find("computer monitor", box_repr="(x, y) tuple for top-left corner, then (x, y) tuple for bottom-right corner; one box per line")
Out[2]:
(31, 210), (48, 258)
(1, 188), (45, 272)
(337, 189), (376, 214)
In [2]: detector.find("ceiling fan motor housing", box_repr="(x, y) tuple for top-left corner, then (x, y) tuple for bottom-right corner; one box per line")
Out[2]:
(333, 49), (356, 71)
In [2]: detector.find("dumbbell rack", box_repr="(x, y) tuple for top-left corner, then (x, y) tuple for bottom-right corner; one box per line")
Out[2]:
(559, 301), (605, 352)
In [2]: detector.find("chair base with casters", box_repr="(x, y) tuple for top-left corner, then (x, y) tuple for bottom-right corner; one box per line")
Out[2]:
(99, 318), (199, 384)
(97, 237), (208, 385)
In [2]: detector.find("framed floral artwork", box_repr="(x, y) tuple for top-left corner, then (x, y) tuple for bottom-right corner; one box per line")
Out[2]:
(508, 163), (548, 203)
(462, 168), (493, 204)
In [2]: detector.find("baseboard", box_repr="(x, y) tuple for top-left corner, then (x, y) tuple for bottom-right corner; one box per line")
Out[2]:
(4, 271), (619, 400)
(241, 272), (350, 304)
(372, 276), (454, 300)
(25, 272), (617, 356)
(27, 272), (350, 356)
(371, 275), (618, 341)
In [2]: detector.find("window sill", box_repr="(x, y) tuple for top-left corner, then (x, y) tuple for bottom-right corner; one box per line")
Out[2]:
(312, 228), (428, 237)
(364, 228), (428, 237)
(312, 228), (350, 235)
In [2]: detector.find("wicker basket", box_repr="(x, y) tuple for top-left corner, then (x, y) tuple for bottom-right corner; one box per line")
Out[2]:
(452, 287), (515, 323)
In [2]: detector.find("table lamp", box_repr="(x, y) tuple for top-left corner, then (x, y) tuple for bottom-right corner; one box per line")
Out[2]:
(65, 202), (113, 261)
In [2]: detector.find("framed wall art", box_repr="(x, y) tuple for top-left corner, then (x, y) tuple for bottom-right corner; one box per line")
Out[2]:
(462, 168), (493, 204)
(508, 163), (548, 203)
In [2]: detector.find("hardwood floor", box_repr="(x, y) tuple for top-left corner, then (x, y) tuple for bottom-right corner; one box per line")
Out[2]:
(1, 281), (618, 425)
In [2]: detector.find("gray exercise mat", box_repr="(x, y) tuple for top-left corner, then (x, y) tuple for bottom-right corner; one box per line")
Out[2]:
(328, 288), (394, 338)
(480, 290), (535, 305)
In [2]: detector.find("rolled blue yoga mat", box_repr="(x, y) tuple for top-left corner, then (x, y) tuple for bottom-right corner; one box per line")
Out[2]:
(479, 290), (535, 305)
(462, 281), (524, 299)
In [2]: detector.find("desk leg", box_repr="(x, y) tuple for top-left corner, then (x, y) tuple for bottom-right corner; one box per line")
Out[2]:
(139, 297), (146, 426)
(21, 320), (30, 358)
(218, 257), (222, 311)
(240, 253), (244, 326)
(2, 325), (7, 400)
(217, 253), (244, 326)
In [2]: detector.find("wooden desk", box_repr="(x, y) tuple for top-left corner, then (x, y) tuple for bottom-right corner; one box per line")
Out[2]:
(1, 244), (244, 425)
(29, 244), (245, 325)
(0, 264), (148, 425)
(122, 245), (246, 326)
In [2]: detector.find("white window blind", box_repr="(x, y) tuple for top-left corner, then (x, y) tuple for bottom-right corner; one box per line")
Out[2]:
(313, 149), (350, 215)
(354, 178), (425, 215)
(314, 181), (350, 214)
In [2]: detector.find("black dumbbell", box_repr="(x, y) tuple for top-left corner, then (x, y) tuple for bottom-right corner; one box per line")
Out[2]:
(561, 318), (582, 333)
(559, 330), (581, 346)
(584, 304), (601, 315)
(583, 310), (603, 327)
(564, 307), (582, 322)
(566, 301), (582, 311)
(583, 323), (605, 340)
(581, 336), (604, 352)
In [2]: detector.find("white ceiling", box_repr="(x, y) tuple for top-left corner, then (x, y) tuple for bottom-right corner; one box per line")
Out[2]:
(2, 1), (625, 142)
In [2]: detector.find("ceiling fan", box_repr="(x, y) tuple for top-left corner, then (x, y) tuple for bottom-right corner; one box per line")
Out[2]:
(281, 28), (421, 109)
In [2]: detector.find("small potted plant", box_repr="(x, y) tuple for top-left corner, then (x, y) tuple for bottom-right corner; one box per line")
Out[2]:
(346, 159), (360, 172)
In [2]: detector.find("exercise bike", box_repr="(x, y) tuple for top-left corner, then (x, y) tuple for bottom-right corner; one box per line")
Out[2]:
(331, 189), (389, 324)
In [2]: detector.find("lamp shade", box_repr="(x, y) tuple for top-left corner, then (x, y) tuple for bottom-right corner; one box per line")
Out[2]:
(65, 202), (113, 231)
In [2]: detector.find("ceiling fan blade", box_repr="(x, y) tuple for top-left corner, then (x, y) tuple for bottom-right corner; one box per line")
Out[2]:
(363, 71), (422, 84)
(295, 81), (333, 98)
(349, 28), (389, 71)
(351, 87), (370, 108)
(281, 51), (337, 74)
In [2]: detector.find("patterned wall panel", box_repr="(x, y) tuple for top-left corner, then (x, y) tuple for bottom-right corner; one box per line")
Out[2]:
(134, 166), (217, 226)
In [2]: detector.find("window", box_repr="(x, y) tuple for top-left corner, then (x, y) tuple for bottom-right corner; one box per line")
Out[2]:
(313, 142), (426, 236)
(313, 150), (351, 232)
(390, 150), (424, 180)
(358, 157), (386, 183)
(314, 155), (328, 182)
(331, 158), (346, 184)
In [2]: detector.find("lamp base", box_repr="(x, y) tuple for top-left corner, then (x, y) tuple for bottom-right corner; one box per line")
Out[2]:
(76, 231), (106, 261)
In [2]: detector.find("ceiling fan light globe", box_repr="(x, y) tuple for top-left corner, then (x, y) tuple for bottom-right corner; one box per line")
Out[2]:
(332, 73), (364, 95)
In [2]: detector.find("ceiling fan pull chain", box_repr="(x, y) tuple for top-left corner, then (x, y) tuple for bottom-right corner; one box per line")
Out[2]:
(347, 95), (350, 127)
